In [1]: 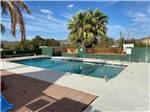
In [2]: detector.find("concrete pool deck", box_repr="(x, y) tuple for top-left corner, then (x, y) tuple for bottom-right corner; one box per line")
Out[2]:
(0, 56), (150, 111)
(51, 56), (130, 66)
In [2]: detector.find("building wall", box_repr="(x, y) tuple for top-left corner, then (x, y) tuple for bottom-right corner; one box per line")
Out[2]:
(143, 38), (150, 44)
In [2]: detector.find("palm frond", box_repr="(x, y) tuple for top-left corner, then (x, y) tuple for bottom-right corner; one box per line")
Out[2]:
(1, 0), (31, 40)
(67, 8), (108, 48)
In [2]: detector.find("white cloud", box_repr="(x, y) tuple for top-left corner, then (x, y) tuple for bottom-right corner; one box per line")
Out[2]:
(36, 12), (67, 32)
(39, 8), (62, 24)
(62, 13), (73, 19)
(67, 4), (74, 8)
(39, 8), (67, 30)
(2, 11), (68, 38)
(24, 14), (35, 20)
(128, 10), (148, 23)
(39, 9), (54, 20)
(108, 24), (125, 33)
(107, 23), (150, 39)
(126, 10), (149, 29)
(47, 15), (53, 20)
(1, 8), (69, 40)
(2, 20), (55, 33)
(26, 24), (55, 33)
(107, 24), (126, 38)
(123, 9), (150, 38)
(40, 9), (53, 14)
(104, 1), (118, 7)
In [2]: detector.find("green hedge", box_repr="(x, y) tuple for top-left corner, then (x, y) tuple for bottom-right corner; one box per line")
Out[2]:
(1, 49), (42, 58)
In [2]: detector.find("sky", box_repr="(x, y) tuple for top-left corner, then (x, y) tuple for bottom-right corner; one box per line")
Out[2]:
(1, 0), (150, 41)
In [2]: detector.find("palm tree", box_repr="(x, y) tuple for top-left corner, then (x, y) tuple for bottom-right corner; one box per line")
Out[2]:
(68, 8), (108, 48)
(1, 0), (31, 40)
(93, 8), (108, 38)
(68, 12), (86, 47)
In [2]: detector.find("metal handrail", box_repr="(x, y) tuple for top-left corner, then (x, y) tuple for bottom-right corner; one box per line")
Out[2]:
(5, 55), (15, 62)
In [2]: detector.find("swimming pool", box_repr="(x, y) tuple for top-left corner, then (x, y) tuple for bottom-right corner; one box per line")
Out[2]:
(15, 58), (125, 79)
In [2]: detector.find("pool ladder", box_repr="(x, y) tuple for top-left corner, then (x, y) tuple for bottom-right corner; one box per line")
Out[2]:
(5, 55), (15, 62)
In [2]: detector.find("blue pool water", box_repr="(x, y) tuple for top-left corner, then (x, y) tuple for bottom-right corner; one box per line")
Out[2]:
(15, 58), (125, 79)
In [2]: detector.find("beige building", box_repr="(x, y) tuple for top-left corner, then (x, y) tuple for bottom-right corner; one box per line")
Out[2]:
(142, 37), (150, 45)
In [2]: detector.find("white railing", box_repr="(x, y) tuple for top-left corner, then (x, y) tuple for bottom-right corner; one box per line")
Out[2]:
(5, 55), (15, 62)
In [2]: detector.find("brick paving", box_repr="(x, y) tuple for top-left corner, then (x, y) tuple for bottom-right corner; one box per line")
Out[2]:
(1, 70), (97, 112)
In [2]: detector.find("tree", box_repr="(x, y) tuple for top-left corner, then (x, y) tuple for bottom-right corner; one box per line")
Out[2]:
(19, 40), (32, 50)
(3, 42), (20, 51)
(31, 36), (60, 49)
(2, 40), (32, 51)
(1, 0), (31, 40)
(31, 36), (45, 49)
(68, 8), (108, 48)
(99, 37), (114, 48)
(2, 36), (61, 51)
(125, 39), (148, 47)
(44, 39), (60, 46)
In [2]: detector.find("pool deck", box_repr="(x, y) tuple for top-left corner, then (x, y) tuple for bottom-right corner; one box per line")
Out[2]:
(1, 70), (97, 112)
(0, 55), (48, 62)
(1, 55), (150, 111)
(51, 56), (130, 66)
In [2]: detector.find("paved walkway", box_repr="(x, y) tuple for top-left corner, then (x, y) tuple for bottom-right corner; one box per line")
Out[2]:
(1, 71), (97, 112)
(51, 56), (130, 66)
(0, 55), (48, 62)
